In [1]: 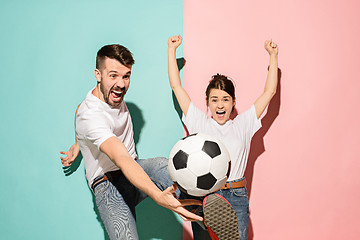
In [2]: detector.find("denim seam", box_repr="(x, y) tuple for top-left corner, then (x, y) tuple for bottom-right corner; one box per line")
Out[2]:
(93, 180), (110, 195)
(150, 178), (168, 190)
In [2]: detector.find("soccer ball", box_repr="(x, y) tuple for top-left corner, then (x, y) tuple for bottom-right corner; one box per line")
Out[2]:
(168, 133), (231, 197)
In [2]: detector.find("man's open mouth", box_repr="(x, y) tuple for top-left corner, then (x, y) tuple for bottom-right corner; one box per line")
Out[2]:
(111, 90), (122, 100)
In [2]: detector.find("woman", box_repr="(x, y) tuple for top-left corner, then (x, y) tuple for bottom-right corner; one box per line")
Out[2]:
(168, 35), (278, 240)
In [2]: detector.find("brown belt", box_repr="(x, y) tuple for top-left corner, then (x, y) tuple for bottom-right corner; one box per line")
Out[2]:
(221, 179), (246, 190)
(91, 175), (108, 190)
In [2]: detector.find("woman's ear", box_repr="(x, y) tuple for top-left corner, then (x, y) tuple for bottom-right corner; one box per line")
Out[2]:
(232, 97), (236, 112)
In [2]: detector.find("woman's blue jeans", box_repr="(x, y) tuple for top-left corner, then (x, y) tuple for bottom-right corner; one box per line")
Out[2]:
(191, 177), (249, 240)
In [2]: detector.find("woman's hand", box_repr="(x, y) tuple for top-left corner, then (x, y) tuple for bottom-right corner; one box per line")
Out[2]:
(264, 39), (278, 56)
(168, 35), (183, 50)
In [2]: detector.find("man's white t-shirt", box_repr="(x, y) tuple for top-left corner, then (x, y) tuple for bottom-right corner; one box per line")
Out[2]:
(182, 102), (261, 181)
(76, 89), (137, 187)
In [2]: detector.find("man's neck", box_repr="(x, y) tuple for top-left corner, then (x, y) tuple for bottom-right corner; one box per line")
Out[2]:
(92, 84), (103, 101)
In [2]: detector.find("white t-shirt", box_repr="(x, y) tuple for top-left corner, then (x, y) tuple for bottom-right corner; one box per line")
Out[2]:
(76, 89), (137, 186)
(182, 102), (261, 181)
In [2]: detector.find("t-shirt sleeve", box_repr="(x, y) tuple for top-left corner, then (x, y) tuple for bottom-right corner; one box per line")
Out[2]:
(182, 102), (208, 134)
(76, 110), (115, 149)
(234, 105), (262, 138)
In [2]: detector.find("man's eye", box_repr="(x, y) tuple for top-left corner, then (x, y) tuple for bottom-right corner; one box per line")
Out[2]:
(110, 75), (116, 78)
(123, 75), (130, 79)
(211, 99), (217, 102)
(224, 99), (229, 102)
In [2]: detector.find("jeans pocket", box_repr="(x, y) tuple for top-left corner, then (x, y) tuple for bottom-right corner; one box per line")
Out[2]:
(94, 180), (110, 205)
(232, 187), (248, 198)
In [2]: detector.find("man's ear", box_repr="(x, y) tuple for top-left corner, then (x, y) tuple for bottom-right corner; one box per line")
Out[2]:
(94, 69), (101, 83)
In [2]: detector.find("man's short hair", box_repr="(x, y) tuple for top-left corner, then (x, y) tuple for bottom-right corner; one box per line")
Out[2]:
(96, 44), (135, 70)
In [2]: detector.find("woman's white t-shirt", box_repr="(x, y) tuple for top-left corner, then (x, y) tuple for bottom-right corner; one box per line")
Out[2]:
(182, 102), (261, 181)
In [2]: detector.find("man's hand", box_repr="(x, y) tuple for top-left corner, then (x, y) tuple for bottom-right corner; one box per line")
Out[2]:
(100, 137), (202, 221)
(264, 39), (278, 56)
(168, 35), (182, 50)
(60, 142), (80, 166)
(155, 184), (203, 222)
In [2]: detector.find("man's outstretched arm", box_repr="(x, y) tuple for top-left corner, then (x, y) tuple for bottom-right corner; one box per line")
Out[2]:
(100, 136), (203, 222)
(60, 104), (80, 166)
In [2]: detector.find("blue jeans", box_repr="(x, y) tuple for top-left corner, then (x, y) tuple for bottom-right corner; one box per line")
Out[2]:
(92, 157), (176, 240)
(191, 177), (249, 240)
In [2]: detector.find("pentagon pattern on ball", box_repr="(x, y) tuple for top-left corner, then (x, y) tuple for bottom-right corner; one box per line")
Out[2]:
(226, 161), (231, 177)
(168, 133), (231, 197)
(187, 151), (212, 176)
(202, 140), (221, 158)
(172, 150), (188, 170)
(197, 173), (217, 190)
(210, 157), (231, 180)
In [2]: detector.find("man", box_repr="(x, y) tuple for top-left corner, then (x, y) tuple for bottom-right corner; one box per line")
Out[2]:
(60, 44), (202, 239)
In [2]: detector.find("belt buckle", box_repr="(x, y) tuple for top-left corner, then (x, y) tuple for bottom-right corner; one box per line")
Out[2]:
(91, 175), (108, 191)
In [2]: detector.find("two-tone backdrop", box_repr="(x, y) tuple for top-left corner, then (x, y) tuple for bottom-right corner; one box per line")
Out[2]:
(1, 1), (184, 239)
(1, 0), (359, 239)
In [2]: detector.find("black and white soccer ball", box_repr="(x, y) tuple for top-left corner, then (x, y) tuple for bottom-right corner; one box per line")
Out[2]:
(168, 133), (231, 197)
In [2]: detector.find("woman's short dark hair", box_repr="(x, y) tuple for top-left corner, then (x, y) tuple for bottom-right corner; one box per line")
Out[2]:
(205, 73), (236, 102)
(96, 44), (134, 70)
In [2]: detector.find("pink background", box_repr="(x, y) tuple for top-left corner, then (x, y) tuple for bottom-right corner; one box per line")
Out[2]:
(182, 0), (360, 239)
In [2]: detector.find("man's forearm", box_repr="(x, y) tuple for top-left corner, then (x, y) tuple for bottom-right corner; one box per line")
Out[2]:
(100, 137), (162, 202)
(115, 155), (162, 201)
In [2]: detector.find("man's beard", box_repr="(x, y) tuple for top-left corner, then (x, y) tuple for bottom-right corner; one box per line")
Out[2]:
(100, 81), (125, 107)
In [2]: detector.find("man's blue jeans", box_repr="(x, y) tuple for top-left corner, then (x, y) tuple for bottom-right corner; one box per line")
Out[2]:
(92, 157), (176, 240)
(191, 177), (249, 240)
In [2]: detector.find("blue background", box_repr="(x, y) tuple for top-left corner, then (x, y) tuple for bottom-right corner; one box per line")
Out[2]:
(0, 0), (185, 239)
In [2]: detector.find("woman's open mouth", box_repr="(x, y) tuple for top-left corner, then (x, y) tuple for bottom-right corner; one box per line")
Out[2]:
(216, 110), (225, 119)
